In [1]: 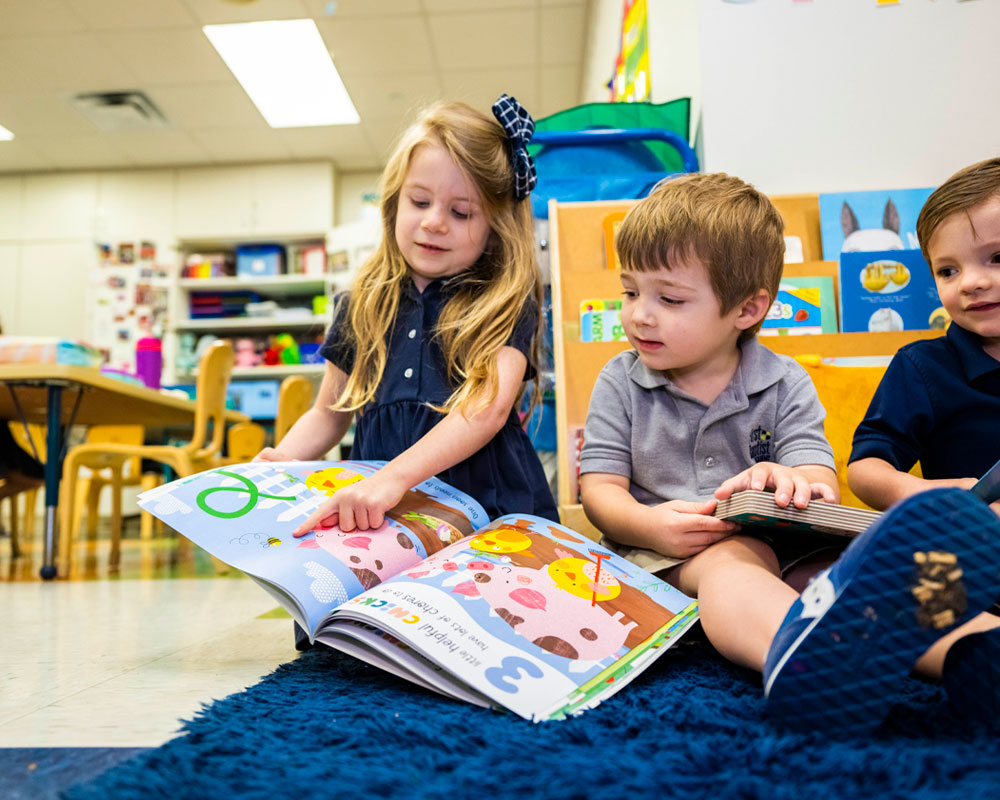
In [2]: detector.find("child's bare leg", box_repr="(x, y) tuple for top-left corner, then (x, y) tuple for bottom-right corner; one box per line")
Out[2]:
(667, 535), (797, 672)
(913, 611), (1000, 678)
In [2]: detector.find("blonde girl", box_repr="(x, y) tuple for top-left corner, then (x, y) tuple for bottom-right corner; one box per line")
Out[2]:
(256, 95), (557, 536)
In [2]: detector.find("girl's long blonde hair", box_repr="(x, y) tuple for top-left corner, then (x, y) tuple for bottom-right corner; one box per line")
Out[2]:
(335, 101), (543, 419)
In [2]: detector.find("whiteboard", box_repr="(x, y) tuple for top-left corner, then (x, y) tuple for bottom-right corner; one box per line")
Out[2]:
(698, 0), (1000, 194)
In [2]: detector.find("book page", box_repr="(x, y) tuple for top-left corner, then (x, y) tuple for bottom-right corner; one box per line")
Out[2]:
(137, 460), (489, 636)
(323, 514), (698, 722)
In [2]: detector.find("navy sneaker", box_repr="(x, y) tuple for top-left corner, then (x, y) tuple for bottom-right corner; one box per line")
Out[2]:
(763, 488), (1000, 734)
(942, 627), (1000, 728)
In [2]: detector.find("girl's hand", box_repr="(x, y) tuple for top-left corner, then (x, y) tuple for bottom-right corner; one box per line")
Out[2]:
(650, 499), (739, 559)
(292, 472), (409, 536)
(714, 464), (837, 508)
(253, 447), (297, 463)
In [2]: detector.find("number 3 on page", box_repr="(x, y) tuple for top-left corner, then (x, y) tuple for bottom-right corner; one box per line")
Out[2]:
(485, 656), (545, 693)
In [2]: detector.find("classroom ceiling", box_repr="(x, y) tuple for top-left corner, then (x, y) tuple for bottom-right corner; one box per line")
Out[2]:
(0, 0), (592, 175)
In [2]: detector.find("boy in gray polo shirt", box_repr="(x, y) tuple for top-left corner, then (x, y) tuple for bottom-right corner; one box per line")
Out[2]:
(580, 173), (1000, 733)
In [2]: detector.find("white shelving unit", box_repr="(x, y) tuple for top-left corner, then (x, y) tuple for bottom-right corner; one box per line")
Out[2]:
(163, 236), (355, 387)
(163, 218), (382, 405)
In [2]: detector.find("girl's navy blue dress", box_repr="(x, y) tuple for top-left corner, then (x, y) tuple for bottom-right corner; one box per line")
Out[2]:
(318, 278), (558, 522)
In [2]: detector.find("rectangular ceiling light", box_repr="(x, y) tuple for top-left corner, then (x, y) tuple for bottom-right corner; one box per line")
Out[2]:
(204, 19), (360, 128)
(0, 123), (13, 141)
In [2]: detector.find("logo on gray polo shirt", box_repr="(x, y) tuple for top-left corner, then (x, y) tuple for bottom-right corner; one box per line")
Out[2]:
(749, 426), (773, 463)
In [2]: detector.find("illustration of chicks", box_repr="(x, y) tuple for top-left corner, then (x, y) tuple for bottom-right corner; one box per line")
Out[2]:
(305, 467), (364, 496)
(547, 557), (621, 602)
(469, 527), (533, 557)
(861, 262), (890, 292)
(889, 261), (910, 286)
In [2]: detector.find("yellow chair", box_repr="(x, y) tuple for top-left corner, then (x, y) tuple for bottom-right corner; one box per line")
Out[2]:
(59, 340), (235, 572)
(219, 374), (315, 464)
(797, 359), (920, 509)
(274, 375), (314, 445)
(3, 423), (45, 555)
(220, 421), (267, 465)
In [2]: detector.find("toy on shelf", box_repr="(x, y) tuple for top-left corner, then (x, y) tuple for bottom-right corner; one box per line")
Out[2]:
(235, 337), (261, 368)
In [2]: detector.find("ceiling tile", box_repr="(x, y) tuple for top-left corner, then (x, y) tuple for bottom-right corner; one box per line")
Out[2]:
(316, 17), (435, 76)
(190, 128), (293, 163)
(429, 11), (537, 71)
(423, 0), (535, 11)
(0, 0), (86, 37)
(0, 94), (96, 137)
(29, 135), (132, 170)
(342, 73), (444, 122)
(72, 0), (197, 29)
(183, 0), (309, 25)
(279, 125), (377, 168)
(0, 141), (53, 174)
(99, 29), (232, 86)
(540, 5), (586, 65)
(440, 68), (538, 115)
(0, 33), (137, 93)
(362, 120), (410, 162)
(111, 130), (211, 167)
(149, 84), (266, 129)
(301, 0), (423, 17)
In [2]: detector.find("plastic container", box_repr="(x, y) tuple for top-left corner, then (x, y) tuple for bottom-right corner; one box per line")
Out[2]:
(135, 337), (163, 390)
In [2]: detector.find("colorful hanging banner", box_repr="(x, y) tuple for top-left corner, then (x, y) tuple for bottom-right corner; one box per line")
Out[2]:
(611, 0), (650, 102)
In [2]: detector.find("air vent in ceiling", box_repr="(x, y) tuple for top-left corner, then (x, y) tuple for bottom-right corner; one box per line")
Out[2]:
(71, 91), (168, 132)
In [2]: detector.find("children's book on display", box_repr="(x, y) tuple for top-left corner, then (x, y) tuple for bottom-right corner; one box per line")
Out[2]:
(138, 461), (698, 722)
(714, 491), (881, 540)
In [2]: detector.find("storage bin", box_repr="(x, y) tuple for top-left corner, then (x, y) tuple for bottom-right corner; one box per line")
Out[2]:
(226, 380), (280, 419)
(236, 244), (285, 277)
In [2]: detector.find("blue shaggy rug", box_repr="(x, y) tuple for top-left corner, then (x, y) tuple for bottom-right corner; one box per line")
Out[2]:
(64, 638), (1000, 800)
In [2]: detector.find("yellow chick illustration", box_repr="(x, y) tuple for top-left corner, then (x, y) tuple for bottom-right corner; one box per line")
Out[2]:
(469, 527), (533, 555)
(861, 263), (890, 292)
(305, 467), (364, 496)
(547, 557), (621, 602)
(889, 262), (910, 286)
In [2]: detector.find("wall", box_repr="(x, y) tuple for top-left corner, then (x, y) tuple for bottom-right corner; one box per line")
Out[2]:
(698, 0), (1000, 194)
(335, 170), (382, 226)
(580, 0), (701, 124)
(0, 162), (334, 339)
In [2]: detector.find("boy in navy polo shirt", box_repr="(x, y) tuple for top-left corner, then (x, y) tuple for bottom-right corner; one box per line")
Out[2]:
(846, 157), (1000, 726)
(848, 158), (1000, 505)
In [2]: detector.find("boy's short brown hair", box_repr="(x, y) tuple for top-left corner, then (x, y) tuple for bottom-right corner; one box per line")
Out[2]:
(916, 157), (1000, 264)
(615, 172), (785, 340)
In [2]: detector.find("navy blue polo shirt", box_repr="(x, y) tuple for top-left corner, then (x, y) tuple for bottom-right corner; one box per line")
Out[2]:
(849, 323), (1000, 480)
(319, 278), (557, 522)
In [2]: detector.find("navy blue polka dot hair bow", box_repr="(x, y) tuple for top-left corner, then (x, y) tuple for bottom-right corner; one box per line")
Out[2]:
(491, 93), (537, 202)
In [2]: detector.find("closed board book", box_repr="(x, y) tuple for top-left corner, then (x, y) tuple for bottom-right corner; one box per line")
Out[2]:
(138, 461), (698, 722)
(714, 490), (881, 540)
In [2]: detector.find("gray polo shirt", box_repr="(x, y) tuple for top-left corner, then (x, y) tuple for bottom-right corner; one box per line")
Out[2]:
(580, 338), (834, 571)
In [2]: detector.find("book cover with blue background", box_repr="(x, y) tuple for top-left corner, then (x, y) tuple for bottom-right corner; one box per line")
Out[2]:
(839, 249), (946, 333)
(819, 187), (934, 260)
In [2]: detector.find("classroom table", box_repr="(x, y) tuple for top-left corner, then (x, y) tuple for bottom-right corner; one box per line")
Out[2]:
(0, 364), (248, 580)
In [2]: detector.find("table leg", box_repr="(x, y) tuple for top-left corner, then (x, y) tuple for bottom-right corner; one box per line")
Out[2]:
(40, 385), (62, 580)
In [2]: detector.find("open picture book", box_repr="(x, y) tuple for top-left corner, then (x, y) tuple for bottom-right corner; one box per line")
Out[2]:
(137, 460), (699, 722)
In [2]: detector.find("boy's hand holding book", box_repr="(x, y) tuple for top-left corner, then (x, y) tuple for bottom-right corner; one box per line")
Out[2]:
(650, 498), (739, 559)
(715, 463), (838, 509)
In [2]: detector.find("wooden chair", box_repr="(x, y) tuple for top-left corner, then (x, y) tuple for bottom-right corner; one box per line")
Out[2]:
(218, 374), (315, 464)
(3, 423), (45, 556)
(274, 375), (314, 446)
(59, 340), (235, 571)
(220, 421), (267, 465)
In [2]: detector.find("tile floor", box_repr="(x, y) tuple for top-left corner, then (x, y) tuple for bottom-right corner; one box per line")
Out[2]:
(0, 519), (299, 796)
